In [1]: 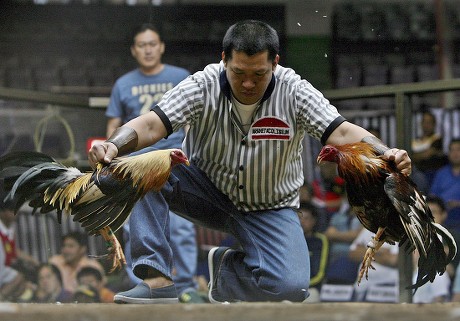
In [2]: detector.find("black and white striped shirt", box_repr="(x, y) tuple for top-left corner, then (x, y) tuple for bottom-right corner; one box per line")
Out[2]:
(154, 62), (344, 211)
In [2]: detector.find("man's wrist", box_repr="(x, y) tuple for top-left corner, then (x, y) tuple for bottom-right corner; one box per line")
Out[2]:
(106, 126), (138, 156)
(361, 136), (390, 155)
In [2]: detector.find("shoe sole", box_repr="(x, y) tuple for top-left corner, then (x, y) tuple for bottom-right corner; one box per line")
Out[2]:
(114, 294), (179, 304)
(208, 247), (231, 304)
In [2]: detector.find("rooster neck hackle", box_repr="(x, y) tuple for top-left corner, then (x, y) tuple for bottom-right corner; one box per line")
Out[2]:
(335, 143), (386, 185)
(110, 149), (173, 194)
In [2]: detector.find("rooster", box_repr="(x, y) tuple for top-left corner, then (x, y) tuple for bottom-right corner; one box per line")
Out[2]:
(0, 149), (189, 271)
(317, 141), (457, 290)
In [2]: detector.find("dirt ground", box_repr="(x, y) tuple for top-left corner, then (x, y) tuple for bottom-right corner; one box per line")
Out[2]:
(1, 302), (460, 321)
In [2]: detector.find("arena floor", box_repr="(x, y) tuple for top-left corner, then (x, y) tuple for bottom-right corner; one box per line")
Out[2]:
(2, 302), (460, 321)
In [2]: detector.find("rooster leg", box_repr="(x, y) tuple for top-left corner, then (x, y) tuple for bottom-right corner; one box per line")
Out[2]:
(357, 227), (386, 285)
(99, 227), (126, 272)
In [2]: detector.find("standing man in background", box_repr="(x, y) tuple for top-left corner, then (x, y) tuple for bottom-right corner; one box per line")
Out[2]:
(106, 23), (204, 304)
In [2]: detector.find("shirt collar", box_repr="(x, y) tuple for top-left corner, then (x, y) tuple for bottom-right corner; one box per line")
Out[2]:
(219, 70), (276, 103)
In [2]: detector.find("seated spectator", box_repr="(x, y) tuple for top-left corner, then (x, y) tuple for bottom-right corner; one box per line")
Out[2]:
(412, 111), (448, 184)
(49, 231), (105, 293)
(0, 181), (39, 271)
(298, 202), (329, 302)
(349, 229), (399, 302)
(32, 263), (73, 303)
(0, 188), (34, 302)
(77, 266), (114, 303)
(430, 138), (460, 234)
(324, 198), (362, 284)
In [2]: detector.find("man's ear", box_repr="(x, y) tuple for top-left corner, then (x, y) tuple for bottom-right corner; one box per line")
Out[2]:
(272, 54), (280, 70)
(222, 51), (227, 67)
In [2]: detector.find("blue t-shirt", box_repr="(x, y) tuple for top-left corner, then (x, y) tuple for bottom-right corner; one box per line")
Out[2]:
(430, 164), (460, 229)
(106, 64), (190, 149)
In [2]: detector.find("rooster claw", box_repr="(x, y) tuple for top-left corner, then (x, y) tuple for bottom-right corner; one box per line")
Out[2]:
(107, 245), (126, 273)
(357, 245), (378, 284)
(99, 227), (126, 272)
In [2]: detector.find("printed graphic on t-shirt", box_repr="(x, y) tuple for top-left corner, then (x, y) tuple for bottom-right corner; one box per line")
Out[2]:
(130, 82), (174, 115)
(249, 116), (292, 141)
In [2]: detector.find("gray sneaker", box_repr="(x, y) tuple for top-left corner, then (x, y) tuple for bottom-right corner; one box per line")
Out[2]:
(207, 247), (231, 304)
(114, 282), (178, 304)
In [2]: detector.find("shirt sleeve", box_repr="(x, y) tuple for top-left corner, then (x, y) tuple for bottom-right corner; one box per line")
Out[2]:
(295, 79), (344, 142)
(106, 81), (123, 119)
(156, 73), (206, 132)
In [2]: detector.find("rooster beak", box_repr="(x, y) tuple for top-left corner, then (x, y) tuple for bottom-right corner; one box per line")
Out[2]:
(185, 160), (190, 166)
(316, 155), (323, 164)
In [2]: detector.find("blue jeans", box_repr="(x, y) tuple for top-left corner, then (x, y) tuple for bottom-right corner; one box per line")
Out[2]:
(130, 163), (310, 302)
(123, 209), (198, 296)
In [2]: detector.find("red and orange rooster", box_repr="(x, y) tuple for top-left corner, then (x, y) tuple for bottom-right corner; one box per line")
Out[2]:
(317, 141), (457, 290)
(0, 149), (189, 271)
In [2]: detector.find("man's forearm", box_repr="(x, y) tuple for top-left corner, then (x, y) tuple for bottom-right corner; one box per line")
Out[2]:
(106, 126), (139, 156)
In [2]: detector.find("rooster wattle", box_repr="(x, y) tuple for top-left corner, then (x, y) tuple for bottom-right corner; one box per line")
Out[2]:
(317, 141), (457, 290)
(0, 149), (189, 271)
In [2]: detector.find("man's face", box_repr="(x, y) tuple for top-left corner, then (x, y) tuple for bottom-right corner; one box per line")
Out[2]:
(131, 29), (165, 74)
(421, 114), (436, 136)
(223, 50), (278, 105)
(0, 208), (15, 227)
(61, 237), (85, 265)
(38, 266), (61, 294)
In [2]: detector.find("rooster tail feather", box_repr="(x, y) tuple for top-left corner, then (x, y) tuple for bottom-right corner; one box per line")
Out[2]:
(409, 224), (456, 290)
(0, 152), (84, 215)
(433, 222), (457, 263)
(0, 151), (56, 171)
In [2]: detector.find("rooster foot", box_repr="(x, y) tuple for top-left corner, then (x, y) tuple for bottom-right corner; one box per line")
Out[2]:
(357, 227), (386, 285)
(99, 227), (126, 272)
(357, 245), (377, 284)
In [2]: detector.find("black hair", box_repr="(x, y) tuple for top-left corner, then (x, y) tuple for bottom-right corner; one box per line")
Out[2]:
(77, 266), (103, 282)
(131, 23), (161, 45)
(222, 20), (279, 62)
(422, 111), (437, 124)
(449, 138), (460, 149)
(62, 231), (88, 247)
(298, 201), (318, 220)
(0, 180), (14, 211)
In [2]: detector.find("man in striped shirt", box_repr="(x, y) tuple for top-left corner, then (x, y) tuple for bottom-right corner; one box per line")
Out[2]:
(89, 20), (412, 303)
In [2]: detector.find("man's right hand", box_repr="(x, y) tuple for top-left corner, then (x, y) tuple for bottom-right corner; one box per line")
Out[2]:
(88, 142), (119, 169)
